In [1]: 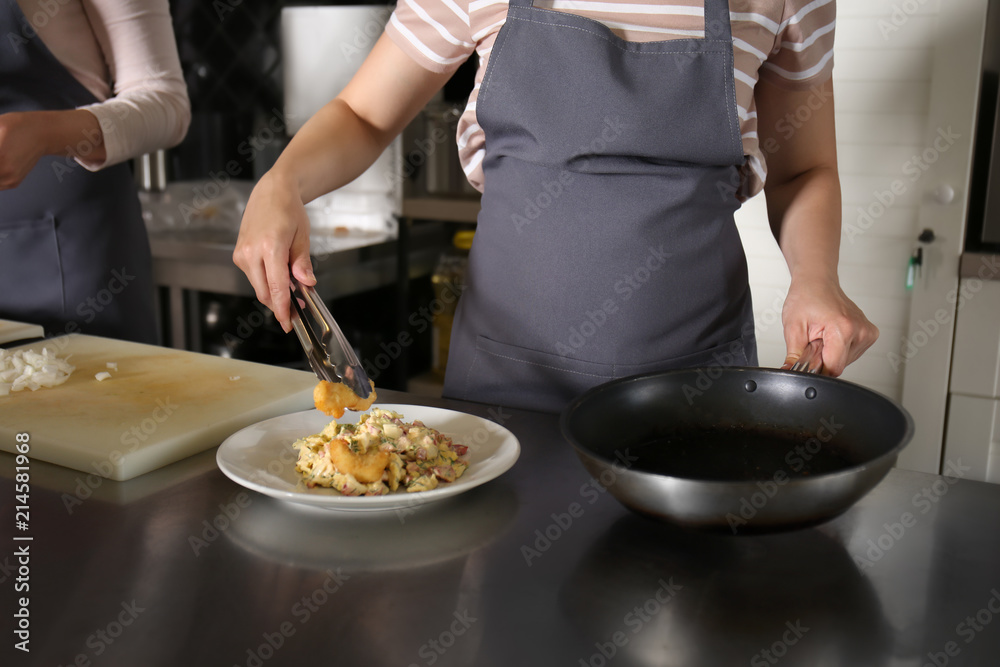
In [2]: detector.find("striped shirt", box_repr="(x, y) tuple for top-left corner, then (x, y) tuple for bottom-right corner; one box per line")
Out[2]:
(386, 0), (836, 198)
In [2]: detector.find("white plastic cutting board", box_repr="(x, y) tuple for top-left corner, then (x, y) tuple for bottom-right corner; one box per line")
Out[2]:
(0, 335), (317, 480)
(0, 319), (44, 344)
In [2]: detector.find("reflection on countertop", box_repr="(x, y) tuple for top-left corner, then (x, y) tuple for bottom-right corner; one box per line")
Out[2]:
(561, 516), (892, 667)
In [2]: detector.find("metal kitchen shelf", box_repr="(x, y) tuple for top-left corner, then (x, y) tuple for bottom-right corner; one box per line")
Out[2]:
(149, 221), (448, 352)
(402, 195), (480, 223)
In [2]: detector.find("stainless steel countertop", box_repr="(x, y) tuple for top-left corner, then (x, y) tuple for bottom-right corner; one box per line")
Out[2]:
(3, 390), (1000, 666)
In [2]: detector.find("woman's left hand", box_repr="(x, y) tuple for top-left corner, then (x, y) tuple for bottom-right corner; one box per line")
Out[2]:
(780, 274), (879, 377)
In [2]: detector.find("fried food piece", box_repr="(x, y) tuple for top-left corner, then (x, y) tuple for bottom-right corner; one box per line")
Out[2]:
(327, 438), (390, 483)
(314, 379), (377, 418)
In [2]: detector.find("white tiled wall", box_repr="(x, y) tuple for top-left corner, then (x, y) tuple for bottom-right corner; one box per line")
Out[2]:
(736, 0), (944, 400)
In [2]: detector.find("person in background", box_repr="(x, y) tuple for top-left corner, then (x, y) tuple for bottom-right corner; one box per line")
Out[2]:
(0, 0), (190, 343)
(234, 0), (879, 412)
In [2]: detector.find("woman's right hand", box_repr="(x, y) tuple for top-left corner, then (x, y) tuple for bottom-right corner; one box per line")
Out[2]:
(232, 34), (454, 330)
(233, 171), (316, 333)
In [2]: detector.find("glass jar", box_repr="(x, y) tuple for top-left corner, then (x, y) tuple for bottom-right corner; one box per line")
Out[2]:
(430, 230), (474, 378)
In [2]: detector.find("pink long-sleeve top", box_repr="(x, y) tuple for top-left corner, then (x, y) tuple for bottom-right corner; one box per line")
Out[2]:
(14, 0), (191, 170)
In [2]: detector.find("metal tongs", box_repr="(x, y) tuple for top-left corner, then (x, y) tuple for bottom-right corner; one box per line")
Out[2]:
(789, 338), (824, 374)
(289, 276), (372, 400)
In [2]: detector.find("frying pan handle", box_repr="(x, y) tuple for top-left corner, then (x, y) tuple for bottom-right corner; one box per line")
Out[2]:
(790, 339), (824, 374)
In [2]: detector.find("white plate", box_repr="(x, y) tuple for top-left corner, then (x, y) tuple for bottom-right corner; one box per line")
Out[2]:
(216, 404), (521, 511)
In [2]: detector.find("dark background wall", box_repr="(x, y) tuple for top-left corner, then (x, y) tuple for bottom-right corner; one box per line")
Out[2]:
(166, 0), (475, 182)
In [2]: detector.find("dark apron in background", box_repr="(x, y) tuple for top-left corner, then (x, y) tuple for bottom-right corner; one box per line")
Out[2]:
(444, 0), (756, 412)
(0, 0), (157, 343)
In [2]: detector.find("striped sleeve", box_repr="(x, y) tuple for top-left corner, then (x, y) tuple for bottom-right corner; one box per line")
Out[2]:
(385, 0), (477, 73)
(759, 0), (835, 89)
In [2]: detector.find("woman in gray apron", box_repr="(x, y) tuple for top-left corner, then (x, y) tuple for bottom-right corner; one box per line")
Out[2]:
(234, 0), (878, 413)
(444, 0), (755, 411)
(0, 0), (184, 344)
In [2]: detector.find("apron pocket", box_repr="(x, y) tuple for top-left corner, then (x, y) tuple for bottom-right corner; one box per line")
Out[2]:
(464, 335), (618, 412)
(0, 214), (64, 319)
(460, 334), (750, 413)
(613, 336), (750, 377)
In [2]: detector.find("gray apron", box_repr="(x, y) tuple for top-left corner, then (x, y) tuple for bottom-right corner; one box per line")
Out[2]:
(0, 0), (157, 343)
(443, 0), (756, 412)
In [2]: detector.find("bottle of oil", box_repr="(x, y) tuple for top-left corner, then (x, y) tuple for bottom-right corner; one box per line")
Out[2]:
(431, 230), (474, 379)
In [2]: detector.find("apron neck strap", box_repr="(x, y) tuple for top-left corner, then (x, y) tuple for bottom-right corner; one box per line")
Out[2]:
(703, 0), (733, 41)
(508, 0), (733, 41)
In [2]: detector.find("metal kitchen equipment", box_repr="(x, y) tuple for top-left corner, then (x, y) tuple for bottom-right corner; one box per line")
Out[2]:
(289, 276), (372, 399)
(561, 366), (914, 532)
(134, 150), (167, 192)
(789, 338), (824, 374)
(422, 102), (479, 197)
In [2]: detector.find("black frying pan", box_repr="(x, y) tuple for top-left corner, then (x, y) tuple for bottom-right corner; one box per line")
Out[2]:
(560, 358), (914, 533)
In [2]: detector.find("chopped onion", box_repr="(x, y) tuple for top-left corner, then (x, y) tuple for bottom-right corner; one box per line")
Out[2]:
(95, 371), (112, 381)
(106, 362), (118, 371)
(0, 347), (75, 395)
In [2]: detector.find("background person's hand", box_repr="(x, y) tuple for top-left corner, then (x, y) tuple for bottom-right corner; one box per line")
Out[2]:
(0, 112), (48, 189)
(0, 109), (107, 190)
(232, 171), (316, 333)
(780, 274), (879, 377)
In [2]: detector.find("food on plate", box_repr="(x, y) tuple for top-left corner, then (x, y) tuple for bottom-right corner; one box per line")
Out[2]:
(293, 408), (470, 496)
(0, 347), (75, 396)
(325, 438), (390, 484)
(313, 379), (377, 418)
